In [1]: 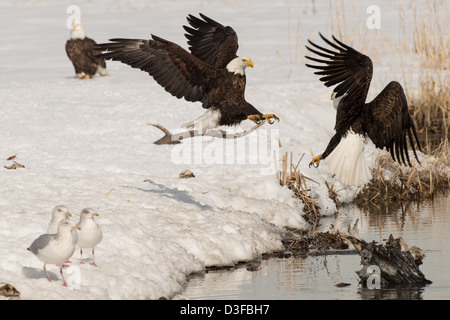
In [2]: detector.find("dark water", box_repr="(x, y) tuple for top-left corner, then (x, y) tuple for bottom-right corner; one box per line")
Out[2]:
(182, 193), (449, 300)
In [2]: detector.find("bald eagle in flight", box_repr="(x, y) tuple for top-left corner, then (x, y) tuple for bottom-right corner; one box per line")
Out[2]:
(305, 34), (421, 186)
(96, 13), (278, 133)
(66, 21), (110, 79)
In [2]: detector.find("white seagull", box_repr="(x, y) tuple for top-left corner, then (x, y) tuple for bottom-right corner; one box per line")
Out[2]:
(28, 218), (81, 286)
(77, 208), (102, 266)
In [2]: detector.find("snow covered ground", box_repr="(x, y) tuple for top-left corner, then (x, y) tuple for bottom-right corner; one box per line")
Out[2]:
(0, 0), (446, 299)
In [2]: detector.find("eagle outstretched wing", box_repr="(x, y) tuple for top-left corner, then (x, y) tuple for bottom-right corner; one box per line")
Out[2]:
(83, 37), (107, 69)
(305, 33), (373, 133)
(362, 81), (421, 166)
(184, 13), (239, 69)
(97, 35), (222, 103)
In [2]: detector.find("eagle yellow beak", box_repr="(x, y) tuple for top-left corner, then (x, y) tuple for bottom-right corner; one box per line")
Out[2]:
(71, 21), (81, 30)
(245, 59), (254, 68)
(66, 212), (72, 217)
(94, 213), (100, 216)
(74, 225), (81, 230)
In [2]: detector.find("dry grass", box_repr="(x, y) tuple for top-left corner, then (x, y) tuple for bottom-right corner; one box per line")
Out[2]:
(326, 0), (388, 61)
(324, 180), (342, 211)
(354, 141), (449, 212)
(274, 152), (321, 230)
(409, 0), (448, 70)
(402, 1), (449, 137)
(407, 72), (449, 137)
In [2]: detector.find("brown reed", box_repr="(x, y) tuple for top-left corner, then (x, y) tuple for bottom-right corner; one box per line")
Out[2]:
(354, 141), (449, 213)
(275, 152), (321, 231)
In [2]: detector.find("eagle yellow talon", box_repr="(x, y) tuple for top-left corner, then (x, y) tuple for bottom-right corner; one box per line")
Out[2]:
(309, 156), (321, 168)
(77, 74), (91, 80)
(248, 114), (262, 124)
(248, 114), (279, 125)
(263, 114), (279, 124)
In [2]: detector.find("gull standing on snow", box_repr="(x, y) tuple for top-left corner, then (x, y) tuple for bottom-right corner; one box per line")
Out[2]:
(27, 219), (81, 286)
(77, 208), (102, 266)
(47, 206), (78, 263)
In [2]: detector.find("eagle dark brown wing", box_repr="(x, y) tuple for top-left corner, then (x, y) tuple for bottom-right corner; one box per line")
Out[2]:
(305, 33), (373, 133)
(362, 81), (421, 166)
(183, 13), (239, 69)
(97, 35), (221, 103)
(84, 37), (107, 69)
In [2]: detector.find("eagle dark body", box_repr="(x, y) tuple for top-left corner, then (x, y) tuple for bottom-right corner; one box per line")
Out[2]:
(66, 37), (106, 76)
(306, 34), (421, 167)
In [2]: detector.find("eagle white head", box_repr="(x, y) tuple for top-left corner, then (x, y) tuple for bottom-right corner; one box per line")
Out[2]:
(226, 56), (254, 76)
(70, 21), (85, 40)
(331, 91), (347, 110)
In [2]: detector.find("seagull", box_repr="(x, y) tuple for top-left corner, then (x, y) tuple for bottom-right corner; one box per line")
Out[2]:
(77, 208), (102, 267)
(46, 205), (72, 234)
(47, 205), (78, 263)
(27, 219), (81, 286)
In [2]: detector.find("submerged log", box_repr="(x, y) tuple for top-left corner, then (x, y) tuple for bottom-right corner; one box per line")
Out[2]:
(345, 234), (432, 287)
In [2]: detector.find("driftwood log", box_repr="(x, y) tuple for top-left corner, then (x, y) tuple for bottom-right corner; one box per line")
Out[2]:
(149, 122), (265, 145)
(344, 234), (432, 287)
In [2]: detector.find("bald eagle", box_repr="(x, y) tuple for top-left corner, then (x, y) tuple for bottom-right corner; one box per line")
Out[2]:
(305, 34), (421, 186)
(66, 22), (109, 79)
(96, 13), (278, 133)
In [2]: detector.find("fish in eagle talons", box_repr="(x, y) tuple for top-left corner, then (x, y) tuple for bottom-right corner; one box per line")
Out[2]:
(305, 33), (421, 187)
(95, 13), (278, 133)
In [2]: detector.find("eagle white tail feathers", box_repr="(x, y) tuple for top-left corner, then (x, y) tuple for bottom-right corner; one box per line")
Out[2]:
(325, 131), (372, 187)
(182, 109), (221, 134)
(96, 65), (110, 76)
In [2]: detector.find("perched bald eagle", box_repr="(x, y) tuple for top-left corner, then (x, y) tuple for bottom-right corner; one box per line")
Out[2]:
(96, 13), (278, 133)
(305, 34), (421, 186)
(66, 22), (109, 79)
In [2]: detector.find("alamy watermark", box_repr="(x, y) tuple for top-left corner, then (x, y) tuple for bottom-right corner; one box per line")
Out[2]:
(366, 5), (381, 30)
(366, 265), (381, 289)
(170, 128), (280, 175)
(66, 5), (81, 29)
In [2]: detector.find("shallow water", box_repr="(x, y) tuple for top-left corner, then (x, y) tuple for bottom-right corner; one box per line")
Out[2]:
(182, 192), (449, 300)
